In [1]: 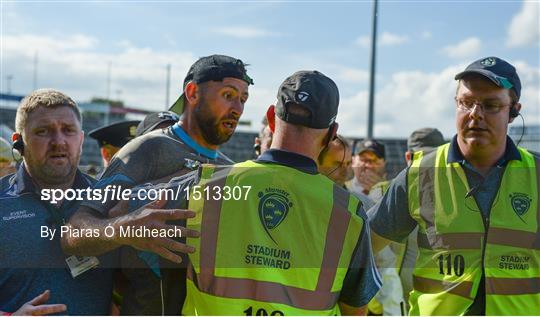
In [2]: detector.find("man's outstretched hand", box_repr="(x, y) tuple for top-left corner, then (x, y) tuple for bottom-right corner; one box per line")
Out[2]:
(114, 198), (200, 263)
(13, 290), (67, 316)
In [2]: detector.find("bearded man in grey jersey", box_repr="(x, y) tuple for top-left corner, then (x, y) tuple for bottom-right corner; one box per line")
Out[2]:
(61, 54), (253, 315)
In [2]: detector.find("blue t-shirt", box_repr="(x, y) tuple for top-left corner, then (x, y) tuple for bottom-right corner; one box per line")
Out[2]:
(0, 165), (116, 315)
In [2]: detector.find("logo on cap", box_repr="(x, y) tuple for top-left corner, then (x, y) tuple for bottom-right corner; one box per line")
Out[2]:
(258, 188), (292, 244)
(129, 126), (137, 137)
(480, 57), (497, 67)
(297, 91), (309, 102)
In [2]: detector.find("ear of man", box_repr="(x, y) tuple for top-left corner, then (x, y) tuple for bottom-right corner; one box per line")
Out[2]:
(405, 151), (412, 164)
(100, 147), (114, 163)
(266, 105), (276, 133)
(184, 81), (201, 111)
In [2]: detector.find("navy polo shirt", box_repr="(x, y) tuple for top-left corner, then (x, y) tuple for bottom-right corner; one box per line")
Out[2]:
(0, 165), (116, 315)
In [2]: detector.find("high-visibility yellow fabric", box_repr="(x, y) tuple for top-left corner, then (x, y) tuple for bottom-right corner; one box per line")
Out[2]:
(407, 144), (539, 316)
(184, 161), (365, 315)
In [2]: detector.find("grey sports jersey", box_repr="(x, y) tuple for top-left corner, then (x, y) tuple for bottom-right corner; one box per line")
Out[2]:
(78, 126), (233, 316)
(81, 127), (232, 216)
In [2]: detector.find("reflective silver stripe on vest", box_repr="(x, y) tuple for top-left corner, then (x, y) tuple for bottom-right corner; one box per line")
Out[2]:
(486, 277), (540, 295)
(197, 166), (231, 286)
(417, 232), (483, 250)
(188, 169), (352, 310)
(413, 275), (473, 299)
(317, 185), (351, 290)
(417, 151), (438, 245)
(487, 227), (540, 250)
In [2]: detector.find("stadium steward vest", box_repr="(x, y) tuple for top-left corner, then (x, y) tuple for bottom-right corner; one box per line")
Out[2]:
(407, 143), (539, 315)
(183, 160), (364, 315)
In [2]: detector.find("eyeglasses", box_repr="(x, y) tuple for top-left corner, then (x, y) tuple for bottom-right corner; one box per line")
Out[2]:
(455, 98), (512, 114)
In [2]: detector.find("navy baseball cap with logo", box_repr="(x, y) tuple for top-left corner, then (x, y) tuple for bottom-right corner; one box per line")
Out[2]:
(169, 54), (254, 114)
(454, 56), (521, 100)
(275, 70), (339, 129)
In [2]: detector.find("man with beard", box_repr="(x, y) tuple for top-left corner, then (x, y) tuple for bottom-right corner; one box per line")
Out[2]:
(0, 89), (115, 315)
(61, 54), (253, 315)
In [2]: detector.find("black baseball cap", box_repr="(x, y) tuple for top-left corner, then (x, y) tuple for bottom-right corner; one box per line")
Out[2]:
(169, 54), (254, 114)
(455, 56), (521, 100)
(89, 120), (140, 148)
(136, 111), (180, 137)
(407, 127), (445, 152)
(275, 70), (339, 129)
(354, 139), (385, 159)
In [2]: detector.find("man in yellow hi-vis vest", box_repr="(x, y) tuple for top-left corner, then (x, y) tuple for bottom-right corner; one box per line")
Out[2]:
(369, 56), (539, 315)
(184, 71), (382, 315)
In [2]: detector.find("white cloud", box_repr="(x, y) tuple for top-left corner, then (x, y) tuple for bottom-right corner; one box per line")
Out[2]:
(513, 61), (540, 124)
(507, 1), (540, 47)
(380, 32), (409, 46)
(3, 33), (196, 109)
(337, 61), (539, 138)
(211, 26), (279, 39)
(3, 34), (98, 57)
(442, 37), (481, 59)
(354, 35), (371, 47)
(421, 31), (432, 39)
(338, 65), (460, 138)
(354, 32), (408, 47)
(4, 32), (538, 140)
(336, 68), (369, 83)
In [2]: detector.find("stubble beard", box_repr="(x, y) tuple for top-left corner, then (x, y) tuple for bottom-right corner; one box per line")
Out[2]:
(25, 152), (80, 187)
(194, 101), (234, 146)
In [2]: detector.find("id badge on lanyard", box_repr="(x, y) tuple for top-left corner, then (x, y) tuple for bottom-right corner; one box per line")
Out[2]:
(45, 202), (100, 278)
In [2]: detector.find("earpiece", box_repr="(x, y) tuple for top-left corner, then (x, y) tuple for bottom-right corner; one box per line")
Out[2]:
(324, 122), (338, 147)
(12, 135), (24, 155)
(509, 106), (519, 119)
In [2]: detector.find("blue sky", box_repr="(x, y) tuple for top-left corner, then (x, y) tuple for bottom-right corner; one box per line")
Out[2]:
(2, 0), (539, 138)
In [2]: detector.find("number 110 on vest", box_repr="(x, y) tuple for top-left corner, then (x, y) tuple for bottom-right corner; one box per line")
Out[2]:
(438, 253), (465, 276)
(244, 306), (284, 316)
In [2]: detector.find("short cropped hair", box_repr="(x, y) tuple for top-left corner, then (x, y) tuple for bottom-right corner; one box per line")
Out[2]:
(16, 89), (81, 134)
